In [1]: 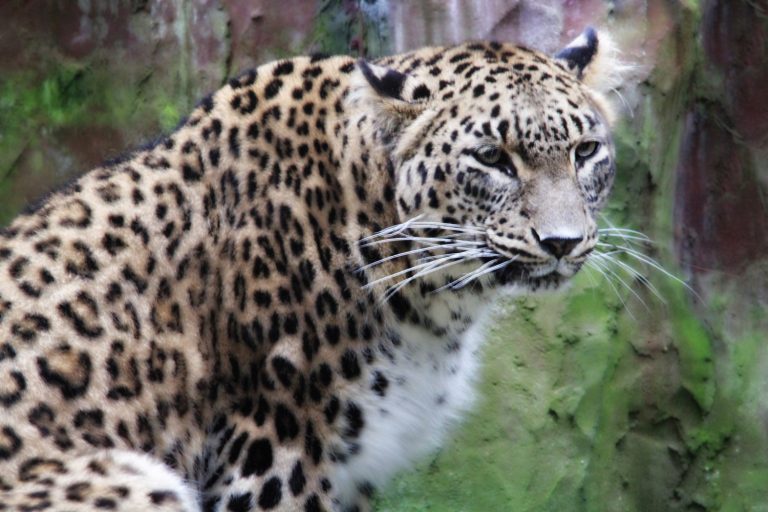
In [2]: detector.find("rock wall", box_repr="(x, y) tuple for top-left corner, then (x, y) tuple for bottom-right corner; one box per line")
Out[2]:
(1, 1), (766, 510)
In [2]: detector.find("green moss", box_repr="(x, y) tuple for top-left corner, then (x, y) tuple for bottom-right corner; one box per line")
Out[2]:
(668, 284), (715, 411)
(0, 65), (168, 135)
(377, 275), (632, 511)
(157, 101), (183, 132)
(0, 62), (186, 225)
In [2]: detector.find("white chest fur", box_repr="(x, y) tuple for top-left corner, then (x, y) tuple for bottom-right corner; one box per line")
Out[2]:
(330, 297), (495, 506)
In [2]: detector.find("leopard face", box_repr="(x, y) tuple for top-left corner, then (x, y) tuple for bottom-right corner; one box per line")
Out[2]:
(358, 30), (617, 294)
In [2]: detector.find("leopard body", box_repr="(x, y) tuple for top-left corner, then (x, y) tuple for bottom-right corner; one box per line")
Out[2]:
(0, 29), (617, 511)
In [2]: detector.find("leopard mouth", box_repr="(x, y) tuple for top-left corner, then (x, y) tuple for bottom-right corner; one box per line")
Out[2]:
(483, 256), (583, 290)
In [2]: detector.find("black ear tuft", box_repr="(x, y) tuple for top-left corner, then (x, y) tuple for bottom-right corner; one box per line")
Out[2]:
(555, 27), (598, 78)
(358, 59), (408, 100)
(353, 60), (429, 144)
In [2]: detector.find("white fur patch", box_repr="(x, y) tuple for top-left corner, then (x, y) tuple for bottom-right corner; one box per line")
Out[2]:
(329, 296), (496, 507)
(581, 33), (633, 95)
(109, 451), (201, 511)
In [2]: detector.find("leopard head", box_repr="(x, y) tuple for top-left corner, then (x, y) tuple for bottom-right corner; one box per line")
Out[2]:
(356, 29), (622, 293)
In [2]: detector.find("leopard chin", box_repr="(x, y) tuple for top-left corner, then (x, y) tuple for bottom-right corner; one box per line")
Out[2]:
(490, 259), (583, 291)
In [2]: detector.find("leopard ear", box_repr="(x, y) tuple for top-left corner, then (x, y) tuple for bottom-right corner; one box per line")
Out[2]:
(355, 60), (430, 138)
(555, 28), (624, 93)
(556, 27), (600, 79)
(357, 60), (431, 104)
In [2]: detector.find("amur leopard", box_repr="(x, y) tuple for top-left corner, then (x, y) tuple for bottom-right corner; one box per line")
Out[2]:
(0, 29), (618, 511)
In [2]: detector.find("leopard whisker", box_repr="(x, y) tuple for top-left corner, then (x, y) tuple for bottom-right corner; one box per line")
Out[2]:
(585, 257), (638, 318)
(598, 231), (654, 246)
(592, 249), (665, 303)
(434, 258), (500, 292)
(360, 236), (484, 248)
(380, 254), (477, 302)
(360, 214), (426, 242)
(359, 242), (490, 271)
(598, 227), (652, 238)
(597, 243), (697, 297)
(472, 258), (516, 282)
(361, 216), (483, 243)
(364, 250), (481, 289)
(590, 252), (650, 309)
(598, 215), (651, 239)
(445, 257), (515, 292)
(597, 217), (699, 300)
(598, 217), (654, 250)
(403, 222), (485, 235)
(419, 250), (497, 263)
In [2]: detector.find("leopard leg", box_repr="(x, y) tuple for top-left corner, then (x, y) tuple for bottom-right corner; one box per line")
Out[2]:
(0, 449), (200, 511)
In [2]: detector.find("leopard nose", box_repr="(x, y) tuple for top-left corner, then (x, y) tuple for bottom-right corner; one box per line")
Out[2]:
(531, 229), (582, 259)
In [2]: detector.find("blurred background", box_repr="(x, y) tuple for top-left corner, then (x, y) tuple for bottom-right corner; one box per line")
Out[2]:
(1, 1), (766, 510)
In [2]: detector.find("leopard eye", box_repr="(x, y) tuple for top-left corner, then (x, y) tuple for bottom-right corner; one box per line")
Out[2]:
(574, 141), (600, 160)
(474, 145), (502, 165)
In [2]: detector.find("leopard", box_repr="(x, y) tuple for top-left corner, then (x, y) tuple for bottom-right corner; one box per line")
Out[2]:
(0, 28), (620, 511)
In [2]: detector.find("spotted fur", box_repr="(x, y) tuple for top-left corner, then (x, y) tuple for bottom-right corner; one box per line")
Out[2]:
(0, 30), (617, 511)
